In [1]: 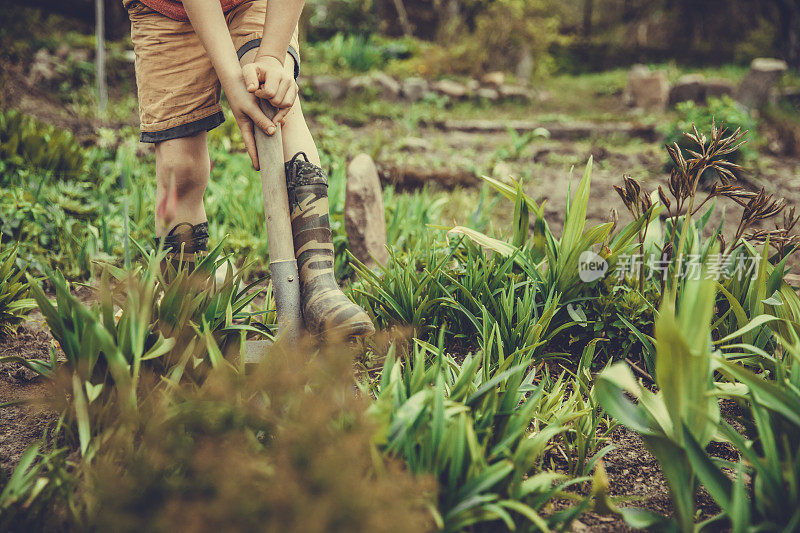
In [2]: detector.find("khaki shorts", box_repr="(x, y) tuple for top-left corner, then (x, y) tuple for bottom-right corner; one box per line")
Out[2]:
(126, 0), (300, 143)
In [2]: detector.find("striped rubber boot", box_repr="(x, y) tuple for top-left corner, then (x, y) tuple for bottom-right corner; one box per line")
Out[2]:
(285, 152), (375, 339)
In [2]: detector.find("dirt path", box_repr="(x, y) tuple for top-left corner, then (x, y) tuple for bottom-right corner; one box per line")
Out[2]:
(347, 121), (800, 256)
(0, 323), (58, 477)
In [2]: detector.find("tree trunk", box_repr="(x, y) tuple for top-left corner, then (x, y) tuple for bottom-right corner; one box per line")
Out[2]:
(582, 0), (594, 38)
(95, 0), (107, 114)
(390, 0), (414, 37)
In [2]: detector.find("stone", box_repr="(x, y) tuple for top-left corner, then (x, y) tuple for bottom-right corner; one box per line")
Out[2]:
(29, 49), (56, 83)
(346, 154), (389, 269)
(626, 67), (669, 110)
(347, 75), (371, 93)
(481, 71), (505, 88)
(401, 77), (428, 101)
(432, 79), (468, 99)
(498, 85), (532, 102)
(55, 43), (71, 59)
(536, 90), (553, 103)
(311, 75), (347, 100)
(475, 87), (500, 101)
(466, 79), (480, 93)
(669, 74), (706, 105)
(704, 79), (736, 99)
(737, 57), (788, 108)
(371, 71), (401, 101)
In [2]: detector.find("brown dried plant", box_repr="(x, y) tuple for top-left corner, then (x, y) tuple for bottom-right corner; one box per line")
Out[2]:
(614, 121), (795, 287)
(662, 120), (747, 221)
(614, 174), (654, 290)
(748, 206), (800, 260)
(656, 122), (787, 258)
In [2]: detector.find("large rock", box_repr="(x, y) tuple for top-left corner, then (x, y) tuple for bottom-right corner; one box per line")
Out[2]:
(737, 58), (788, 108)
(475, 87), (500, 101)
(345, 154), (389, 269)
(481, 71), (506, 88)
(311, 75), (347, 100)
(498, 85), (532, 102)
(371, 72), (401, 101)
(626, 66), (669, 110)
(432, 79), (468, 99)
(347, 75), (372, 93)
(29, 48), (57, 83)
(704, 79), (736, 100)
(401, 77), (428, 101)
(669, 74), (706, 105)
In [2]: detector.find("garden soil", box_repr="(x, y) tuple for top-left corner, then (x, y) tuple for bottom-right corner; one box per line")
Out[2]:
(0, 323), (58, 475)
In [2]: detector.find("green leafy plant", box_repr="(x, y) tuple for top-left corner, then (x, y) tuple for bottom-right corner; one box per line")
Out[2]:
(0, 237), (35, 336)
(351, 236), (455, 340)
(371, 339), (591, 531)
(314, 33), (384, 72)
(0, 440), (74, 532)
(0, 109), (87, 178)
(683, 328), (800, 531)
(472, 159), (649, 302)
(493, 126), (550, 161)
(597, 275), (722, 531)
(0, 245), (265, 458)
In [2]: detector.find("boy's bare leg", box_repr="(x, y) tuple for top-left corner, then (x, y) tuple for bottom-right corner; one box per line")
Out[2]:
(154, 132), (210, 236)
(279, 99), (320, 165)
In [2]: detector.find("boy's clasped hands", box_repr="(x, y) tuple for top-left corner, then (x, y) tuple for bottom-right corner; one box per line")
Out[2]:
(224, 52), (298, 170)
(242, 54), (300, 124)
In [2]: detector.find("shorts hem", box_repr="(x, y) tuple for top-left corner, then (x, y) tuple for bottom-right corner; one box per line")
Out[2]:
(140, 111), (225, 143)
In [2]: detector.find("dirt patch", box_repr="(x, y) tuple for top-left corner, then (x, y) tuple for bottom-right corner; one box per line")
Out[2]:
(0, 59), (135, 143)
(0, 324), (58, 476)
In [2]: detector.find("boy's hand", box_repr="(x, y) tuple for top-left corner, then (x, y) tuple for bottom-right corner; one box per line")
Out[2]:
(225, 81), (277, 170)
(242, 55), (299, 125)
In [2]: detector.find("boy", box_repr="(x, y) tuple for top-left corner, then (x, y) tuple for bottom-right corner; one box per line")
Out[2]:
(124, 0), (374, 338)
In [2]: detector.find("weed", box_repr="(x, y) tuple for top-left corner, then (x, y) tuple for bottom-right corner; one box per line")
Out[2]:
(0, 238), (35, 336)
(660, 96), (760, 175)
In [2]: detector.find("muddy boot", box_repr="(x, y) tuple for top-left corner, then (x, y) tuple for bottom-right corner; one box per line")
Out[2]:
(285, 152), (375, 339)
(155, 222), (209, 274)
